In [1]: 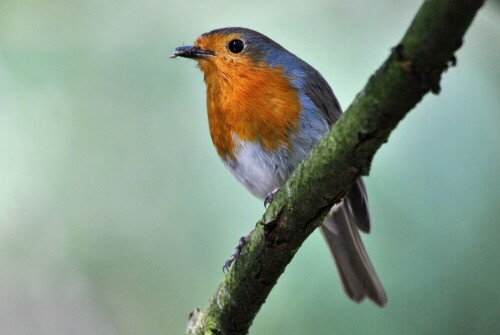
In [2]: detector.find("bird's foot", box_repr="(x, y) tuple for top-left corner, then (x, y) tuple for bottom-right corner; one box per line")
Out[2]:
(264, 188), (280, 207)
(222, 230), (253, 273)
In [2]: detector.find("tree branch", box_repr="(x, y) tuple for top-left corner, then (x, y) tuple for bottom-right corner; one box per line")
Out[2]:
(186, 1), (485, 334)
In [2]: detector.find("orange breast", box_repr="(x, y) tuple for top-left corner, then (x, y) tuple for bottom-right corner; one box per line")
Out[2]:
(200, 58), (302, 160)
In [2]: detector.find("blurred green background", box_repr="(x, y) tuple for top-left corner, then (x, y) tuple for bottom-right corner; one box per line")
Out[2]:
(1, 1), (499, 334)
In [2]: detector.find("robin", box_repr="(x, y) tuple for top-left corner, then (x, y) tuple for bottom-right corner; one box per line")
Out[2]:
(171, 27), (387, 306)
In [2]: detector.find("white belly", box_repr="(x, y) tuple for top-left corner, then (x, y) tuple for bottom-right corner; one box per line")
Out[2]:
(222, 117), (328, 200)
(223, 138), (293, 200)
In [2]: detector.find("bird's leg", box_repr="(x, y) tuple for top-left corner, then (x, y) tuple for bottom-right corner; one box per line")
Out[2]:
(264, 188), (280, 207)
(222, 187), (280, 272)
(222, 230), (253, 272)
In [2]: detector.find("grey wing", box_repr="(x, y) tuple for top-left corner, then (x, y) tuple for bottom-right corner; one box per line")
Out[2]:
(302, 64), (371, 233)
(302, 65), (342, 126)
(344, 177), (371, 233)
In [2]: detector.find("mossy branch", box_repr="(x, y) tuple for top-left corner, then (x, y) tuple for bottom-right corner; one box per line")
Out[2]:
(186, 1), (485, 334)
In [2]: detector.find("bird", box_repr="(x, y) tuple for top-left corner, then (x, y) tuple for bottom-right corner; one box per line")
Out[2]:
(171, 27), (387, 306)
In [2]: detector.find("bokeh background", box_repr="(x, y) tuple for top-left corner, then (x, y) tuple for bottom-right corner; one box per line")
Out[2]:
(1, 0), (499, 334)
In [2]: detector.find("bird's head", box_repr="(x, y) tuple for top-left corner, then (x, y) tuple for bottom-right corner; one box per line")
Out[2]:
(171, 27), (298, 82)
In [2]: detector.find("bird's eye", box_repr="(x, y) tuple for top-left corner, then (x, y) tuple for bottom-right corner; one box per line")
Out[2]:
(228, 39), (245, 54)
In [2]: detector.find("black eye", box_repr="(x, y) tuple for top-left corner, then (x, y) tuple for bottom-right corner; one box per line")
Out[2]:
(228, 39), (245, 54)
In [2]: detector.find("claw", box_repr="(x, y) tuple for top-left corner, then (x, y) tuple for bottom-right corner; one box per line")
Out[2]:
(222, 260), (232, 273)
(222, 230), (253, 273)
(264, 188), (280, 207)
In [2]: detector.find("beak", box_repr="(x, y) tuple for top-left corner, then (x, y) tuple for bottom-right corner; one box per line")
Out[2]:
(170, 45), (214, 59)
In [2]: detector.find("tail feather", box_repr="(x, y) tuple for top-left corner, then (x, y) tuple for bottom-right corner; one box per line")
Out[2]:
(320, 178), (387, 307)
